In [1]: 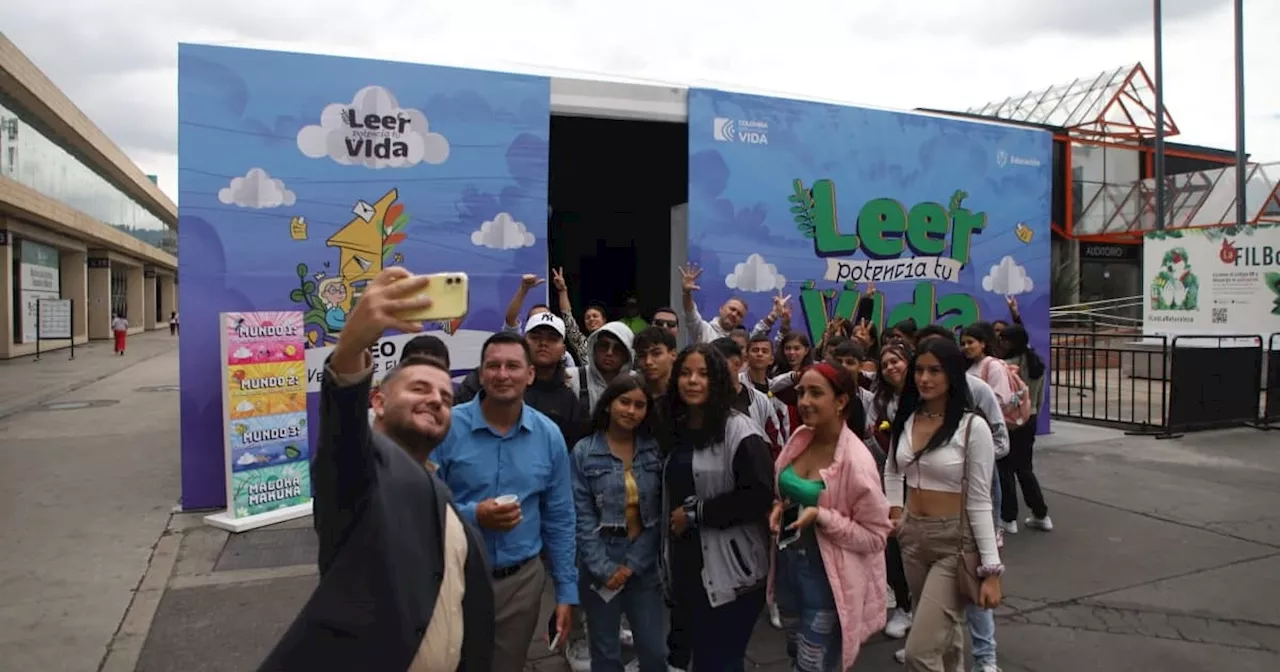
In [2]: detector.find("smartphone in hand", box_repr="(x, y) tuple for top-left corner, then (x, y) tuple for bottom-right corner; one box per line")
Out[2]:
(777, 503), (802, 550)
(395, 272), (470, 322)
(546, 611), (562, 651)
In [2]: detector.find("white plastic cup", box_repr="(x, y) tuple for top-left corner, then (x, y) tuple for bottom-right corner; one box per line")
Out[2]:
(495, 494), (519, 507)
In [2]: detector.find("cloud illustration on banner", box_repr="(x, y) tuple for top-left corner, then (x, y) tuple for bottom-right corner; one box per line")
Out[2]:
(217, 168), (296, 208)
(297, 85), (450, 169)
(982, 255), (1035, 295)
(471, 212), (536, 250)
(725, 253), (787, 292)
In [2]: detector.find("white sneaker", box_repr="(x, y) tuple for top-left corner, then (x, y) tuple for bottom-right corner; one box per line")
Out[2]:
(973, 664), (1001, 672)
(883, 608), (912, 639)
(624, 660), (640, 672)
(668, 666), (687, 672)
(565, 638), (591, 672)
(894, 648), (906, 664)
(1001, 520), (1018, 534)
(768, 602), (782, 629)
(1026, 515), (1053, 531)
(620, 626), (634, 647)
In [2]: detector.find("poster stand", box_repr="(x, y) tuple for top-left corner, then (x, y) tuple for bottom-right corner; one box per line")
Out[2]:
(204, 501), (312, 533)
(204, 311), (313, 534)
(34, 299), (74, 362)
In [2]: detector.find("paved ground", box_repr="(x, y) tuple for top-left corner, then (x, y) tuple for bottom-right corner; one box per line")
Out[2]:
(1, 343), (1279, 671)
(0, 332), (180, 672)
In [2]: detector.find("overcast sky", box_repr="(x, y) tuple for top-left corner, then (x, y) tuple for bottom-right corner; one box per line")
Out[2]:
(2, 0), (1275, 206)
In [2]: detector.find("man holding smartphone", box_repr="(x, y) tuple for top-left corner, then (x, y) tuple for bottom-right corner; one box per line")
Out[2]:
(260, 267), (493, 672)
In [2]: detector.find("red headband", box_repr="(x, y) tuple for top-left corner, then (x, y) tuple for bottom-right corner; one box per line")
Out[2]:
(805, 362), (846, 390)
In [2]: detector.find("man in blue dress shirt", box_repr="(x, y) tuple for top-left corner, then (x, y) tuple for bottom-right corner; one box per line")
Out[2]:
(433, 330), (578, 671)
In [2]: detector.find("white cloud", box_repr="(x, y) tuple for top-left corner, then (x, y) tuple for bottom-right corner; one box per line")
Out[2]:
(235, 400), (255, 413)
(232, 346), (253, 359)
(725, 253), (786, 292)
(217, 168), (296, 208)
(982, 255), (1035, 295)
(296, 85), (449, 169)
(236, 453), (258, 466)
(470, 212), (536, 249)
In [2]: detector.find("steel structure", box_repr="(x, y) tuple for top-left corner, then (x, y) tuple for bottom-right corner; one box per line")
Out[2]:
(1076, 161), (1280, 235)
(966, 63), (1177, 143)
(966, 62), (1272, 241)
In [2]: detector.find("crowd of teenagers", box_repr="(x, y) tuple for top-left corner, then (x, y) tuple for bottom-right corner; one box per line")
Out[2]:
(261, 265), (1053, 672)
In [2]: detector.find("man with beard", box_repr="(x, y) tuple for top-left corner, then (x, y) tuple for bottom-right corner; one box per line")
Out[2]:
(433, 331), (578, 671)
(678, 264), (779, 343)
(260, 268), (493, 672)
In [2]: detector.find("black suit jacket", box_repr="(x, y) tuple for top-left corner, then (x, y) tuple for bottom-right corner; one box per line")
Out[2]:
(258, 363), (494, 672)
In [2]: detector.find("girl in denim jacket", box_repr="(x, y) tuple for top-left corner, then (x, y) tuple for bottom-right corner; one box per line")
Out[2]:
(570, 375), (667, 671)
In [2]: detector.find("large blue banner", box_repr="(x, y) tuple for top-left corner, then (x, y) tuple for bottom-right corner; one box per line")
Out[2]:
(686, 89), (1052, 431)
(178, 45), (549, 509)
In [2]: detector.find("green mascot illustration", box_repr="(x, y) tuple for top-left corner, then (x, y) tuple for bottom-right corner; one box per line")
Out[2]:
(1149, 247), (1199, 311)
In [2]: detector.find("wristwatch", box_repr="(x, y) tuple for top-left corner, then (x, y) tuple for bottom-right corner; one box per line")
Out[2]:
(682, 497), (700, 529)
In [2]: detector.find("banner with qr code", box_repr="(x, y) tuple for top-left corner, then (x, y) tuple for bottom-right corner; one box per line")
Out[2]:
(1143, 224), (1280, 338)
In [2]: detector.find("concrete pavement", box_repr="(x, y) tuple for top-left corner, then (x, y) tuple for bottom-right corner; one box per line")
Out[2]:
(0, 333), (180, 672)
(0, 330), (179, 419)
(2, 342), (1279, 671)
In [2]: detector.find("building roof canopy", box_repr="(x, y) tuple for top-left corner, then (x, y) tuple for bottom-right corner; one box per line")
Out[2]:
(966, 63), (1178, 142)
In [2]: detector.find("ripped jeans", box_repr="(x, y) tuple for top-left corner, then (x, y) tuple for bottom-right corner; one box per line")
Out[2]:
(775, 541), (841, 672)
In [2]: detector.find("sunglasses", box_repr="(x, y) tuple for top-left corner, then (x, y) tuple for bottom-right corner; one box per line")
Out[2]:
(653, 319), (678, 328)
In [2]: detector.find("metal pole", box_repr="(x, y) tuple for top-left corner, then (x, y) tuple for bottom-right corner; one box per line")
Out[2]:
(1153, 0), (1167, 230)
(1234, 0), (1247, 228)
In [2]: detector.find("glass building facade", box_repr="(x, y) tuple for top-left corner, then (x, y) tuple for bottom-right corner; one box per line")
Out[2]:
(0, 97), (169, 235)
(111, 267), (129, 320)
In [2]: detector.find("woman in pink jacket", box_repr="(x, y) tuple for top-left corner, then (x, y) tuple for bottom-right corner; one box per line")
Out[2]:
(768, 362), (893, 670)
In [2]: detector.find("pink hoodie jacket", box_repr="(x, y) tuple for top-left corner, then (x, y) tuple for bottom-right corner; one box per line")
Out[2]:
(767, 424), (892, 670)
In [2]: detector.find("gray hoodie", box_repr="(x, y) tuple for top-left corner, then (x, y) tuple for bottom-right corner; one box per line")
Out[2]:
(565, 321), (635, 413)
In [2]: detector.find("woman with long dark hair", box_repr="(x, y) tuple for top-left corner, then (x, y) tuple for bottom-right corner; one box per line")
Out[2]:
(768, 362), (891, 671)
(571, 375), (667, 671)
(997, 324), (1052, 532)
(661, 344), (775, 671)
(870, 341), (915, 645)
(886, 338), (1003, 672)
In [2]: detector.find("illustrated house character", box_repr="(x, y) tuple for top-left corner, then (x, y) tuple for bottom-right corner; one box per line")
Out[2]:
(325, 188), (399, 311)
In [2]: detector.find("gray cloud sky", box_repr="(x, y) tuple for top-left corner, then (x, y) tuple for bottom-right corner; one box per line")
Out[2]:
(1, 0), (1273, 205)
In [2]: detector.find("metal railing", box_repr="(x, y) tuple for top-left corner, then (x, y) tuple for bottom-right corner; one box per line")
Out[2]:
(1048, 328), (1279, 434)
(1048, 332), (1168, 433)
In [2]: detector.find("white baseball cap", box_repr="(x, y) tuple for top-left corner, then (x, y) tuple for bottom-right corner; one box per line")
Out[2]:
(524, 312), (566, 338)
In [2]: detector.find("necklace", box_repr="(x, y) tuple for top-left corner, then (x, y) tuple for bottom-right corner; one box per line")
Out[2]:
(918, 409), (944, 420)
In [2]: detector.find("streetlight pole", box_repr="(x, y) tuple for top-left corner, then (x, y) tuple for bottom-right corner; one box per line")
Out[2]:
(1233, 0), (1247, 228)
(1153, 0), (1167, 230)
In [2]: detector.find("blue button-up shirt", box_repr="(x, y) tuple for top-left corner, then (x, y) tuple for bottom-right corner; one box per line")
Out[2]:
(434, 397), (579, 605)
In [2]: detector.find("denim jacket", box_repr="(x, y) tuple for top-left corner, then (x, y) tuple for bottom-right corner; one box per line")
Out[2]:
(570, 431), (664, 584)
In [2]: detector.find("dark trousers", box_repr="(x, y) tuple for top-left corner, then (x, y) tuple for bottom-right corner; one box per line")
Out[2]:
(886, 535), (911, 610)
(666, 597), (691, 669)
(670, 585), (765, 672)
(998, 418), (1049, 522)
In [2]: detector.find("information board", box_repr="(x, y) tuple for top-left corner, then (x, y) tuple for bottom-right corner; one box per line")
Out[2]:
(37, 299), (72, 339)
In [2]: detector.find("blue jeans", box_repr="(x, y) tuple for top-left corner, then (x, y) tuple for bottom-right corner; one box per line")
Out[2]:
(581, 569), (667, 672)
(964, 466), (1000, 668)
(775, 543), (842, 672)
(966, 605), (996, 667)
